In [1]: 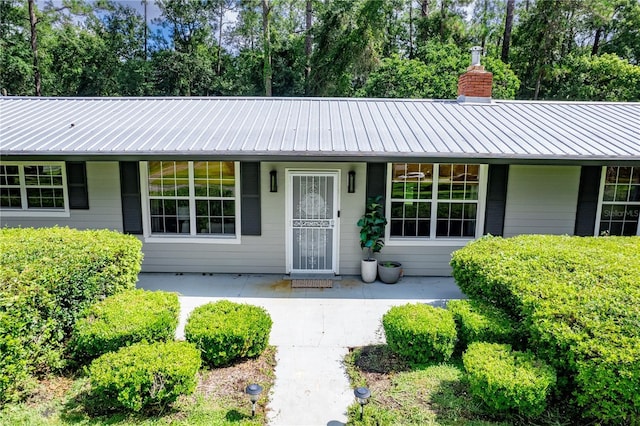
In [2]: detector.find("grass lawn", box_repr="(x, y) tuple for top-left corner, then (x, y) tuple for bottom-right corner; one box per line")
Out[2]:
(0, 347), (276, 426)
(344, 345), (579, 426)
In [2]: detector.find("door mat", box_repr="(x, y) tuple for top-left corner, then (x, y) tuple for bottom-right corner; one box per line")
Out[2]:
(291, 279), (333, 288)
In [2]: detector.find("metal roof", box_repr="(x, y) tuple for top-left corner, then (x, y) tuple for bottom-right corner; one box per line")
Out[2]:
(1, 96), (639, 163)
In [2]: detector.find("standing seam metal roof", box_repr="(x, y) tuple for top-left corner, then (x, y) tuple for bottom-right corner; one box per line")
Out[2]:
(1, 96), (639, 162)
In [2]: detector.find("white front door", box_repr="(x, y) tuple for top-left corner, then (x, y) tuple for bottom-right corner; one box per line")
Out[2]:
(287, 171), (339, 274)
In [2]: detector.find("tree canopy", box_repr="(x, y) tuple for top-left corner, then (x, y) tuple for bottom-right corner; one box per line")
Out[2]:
(1, 0), (638, 101)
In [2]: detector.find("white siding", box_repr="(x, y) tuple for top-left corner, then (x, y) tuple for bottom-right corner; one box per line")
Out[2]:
(503, 165), (580, 237)
(0, 162), (123, 231)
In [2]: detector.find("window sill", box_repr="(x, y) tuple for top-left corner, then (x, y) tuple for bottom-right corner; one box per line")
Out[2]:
(143, 235), (241, 244)
(0, 209), (70, 218)
(385, 237), (475, 247)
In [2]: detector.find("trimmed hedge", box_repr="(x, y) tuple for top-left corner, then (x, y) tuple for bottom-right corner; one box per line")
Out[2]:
(382, 303), (457, 363)
(447, 299), (521, 351)
(463, 342), (556, 417)
(185, 300), (272, 367)
(451, 235), (640, 423)
(88, 341), (201, 413)
(0, 227), (143, 404)
(70, 289), (179, 363)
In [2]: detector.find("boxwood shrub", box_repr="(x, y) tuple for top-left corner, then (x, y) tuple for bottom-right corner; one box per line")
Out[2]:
(185, 300), (272, 367)
(451, 235), (640, 423)
(447, 299), (521, 351)
(382, 303), (457, 363)
(0, 227), (142, 404)
(463, 342), (556, 417)
(88, 340), (201, 413)
(70, 289), (179, 363)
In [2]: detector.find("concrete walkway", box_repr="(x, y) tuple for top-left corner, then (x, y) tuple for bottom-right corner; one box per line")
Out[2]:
(137, 273), (464, 426)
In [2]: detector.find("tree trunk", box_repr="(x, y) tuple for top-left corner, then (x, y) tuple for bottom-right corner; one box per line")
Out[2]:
(409, 0), (414, 58)
(28, 0), (41, 96)
(304, 0), (312, 95)
(262, 0), (272, 97)
(217, 2), (224, 75)
(421, 0), (430, 17)
(592, 27), (602, 56)
(501, 0), (514, 63)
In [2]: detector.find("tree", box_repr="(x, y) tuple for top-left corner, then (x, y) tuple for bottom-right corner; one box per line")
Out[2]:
(310, 0), (387, 96)
(547, 53), (640, 101)
(501, 0), (514, 62)
(262, 0), (272, 96)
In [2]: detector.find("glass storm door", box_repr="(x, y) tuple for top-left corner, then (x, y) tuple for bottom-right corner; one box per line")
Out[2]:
(288, 172), (338, 273)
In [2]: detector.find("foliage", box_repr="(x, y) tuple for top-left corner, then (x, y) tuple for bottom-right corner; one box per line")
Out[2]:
(382, 303), (457, 364)
(88, 341), (201, 413)
(185, 300), (272, 367)
(463, 342), (557, 417)
(69, 289), (179, 364)
(447, 299), (521, 351)
(547, 53), (640, 101)
(357, 196), (387, 260)
(1, 0), (637, 101)
(0, 227), (142, 405)
(0, 346), (276, 425)
(451, 235), (640, 423)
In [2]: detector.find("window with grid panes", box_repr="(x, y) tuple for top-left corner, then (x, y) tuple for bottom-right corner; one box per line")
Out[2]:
(598, 166), (640, 236)
(389, 163), (481, 239)
(147, 161), (237, 236)
(0, 163), (66, 211)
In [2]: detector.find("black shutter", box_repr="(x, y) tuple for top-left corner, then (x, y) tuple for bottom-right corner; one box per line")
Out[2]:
(366, 163), (387, 206)
(119, 162), (143, 234)
(484, 164), (509, 236)
(574, 166), (602, 236)
(241, 162), (261, 235)
(66, 161), (89, 209)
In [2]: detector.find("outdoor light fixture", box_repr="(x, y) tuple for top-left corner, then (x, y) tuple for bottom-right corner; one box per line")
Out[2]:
(270, 170), (278, 192)
(354, 386), (371, 420)
(347, 170), (356, 193)
(245, 383), (263, 417)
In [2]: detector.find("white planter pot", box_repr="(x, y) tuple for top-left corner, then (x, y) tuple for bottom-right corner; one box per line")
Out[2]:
(361, 259), (378, 283)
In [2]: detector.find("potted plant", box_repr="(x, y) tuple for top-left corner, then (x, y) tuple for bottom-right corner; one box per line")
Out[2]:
(377, 260), (403, 284)
(357, 196), (387, 283)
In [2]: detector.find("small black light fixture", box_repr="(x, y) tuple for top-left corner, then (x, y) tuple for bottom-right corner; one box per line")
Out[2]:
(354, 386), (371, 420)
(347, 170), (356, 193)
(269, 170), (278, 192)
(245, 383), (263, 417)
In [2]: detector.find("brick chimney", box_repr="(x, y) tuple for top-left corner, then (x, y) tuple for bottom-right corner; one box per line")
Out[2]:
(457, 46), (493, 103)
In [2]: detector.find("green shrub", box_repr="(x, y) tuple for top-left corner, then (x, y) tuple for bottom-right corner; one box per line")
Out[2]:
(185, 300), (272, 367)
(382, 303), (457, 364)
(451, 235), (640, 423)
(0, 227), (143, 404)
(447, 299), (521, 351)
(463, 342), (556, 417)
(88, 341), (201, 413)
(70, 289), (179, 363)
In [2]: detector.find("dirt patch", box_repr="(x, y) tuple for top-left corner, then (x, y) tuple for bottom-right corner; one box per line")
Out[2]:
(197, 346), (277, 414)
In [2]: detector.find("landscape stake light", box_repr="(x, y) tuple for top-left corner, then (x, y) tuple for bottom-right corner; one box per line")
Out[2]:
(354, 386), (371, 420)
(245, 383), (263, 417)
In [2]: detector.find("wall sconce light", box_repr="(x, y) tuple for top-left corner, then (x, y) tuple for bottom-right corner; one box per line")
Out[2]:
(347, 171), (356, 193)
(245, 383), (263, 417)
(270, 170), (278, 192)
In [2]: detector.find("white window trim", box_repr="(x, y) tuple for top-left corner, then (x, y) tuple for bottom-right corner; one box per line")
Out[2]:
(594, 166), (640, 236)
(385, 163), (488, 246)
(0, 161), (70, 218)
(140, 161), (242, 244)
